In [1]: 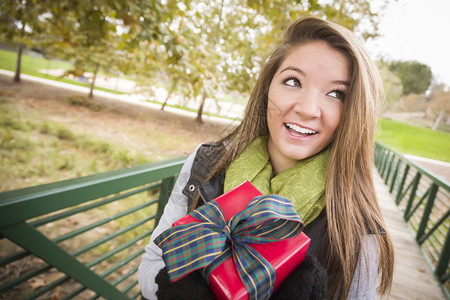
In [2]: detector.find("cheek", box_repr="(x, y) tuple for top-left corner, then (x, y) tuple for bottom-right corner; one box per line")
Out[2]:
(267, 85), (292, 117)
(267, 86), (283, 120)
(324, 104), (343, 134)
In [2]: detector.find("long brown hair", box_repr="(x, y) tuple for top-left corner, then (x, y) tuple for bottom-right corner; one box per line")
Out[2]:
(202, 17), (394, 299)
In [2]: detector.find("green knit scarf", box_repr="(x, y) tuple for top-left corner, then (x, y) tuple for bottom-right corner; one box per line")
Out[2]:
(224, 136), (330, 226)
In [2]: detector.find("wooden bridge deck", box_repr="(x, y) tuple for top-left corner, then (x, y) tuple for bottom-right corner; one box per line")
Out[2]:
(374, 169), (446, 300)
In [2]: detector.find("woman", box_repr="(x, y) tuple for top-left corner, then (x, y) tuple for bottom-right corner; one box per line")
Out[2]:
(139, 17), (394, 299)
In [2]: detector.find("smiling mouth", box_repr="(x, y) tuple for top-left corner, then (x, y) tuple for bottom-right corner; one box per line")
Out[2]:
(285, 123), (318, 136)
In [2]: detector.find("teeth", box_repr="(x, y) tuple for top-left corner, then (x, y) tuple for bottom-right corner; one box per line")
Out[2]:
(285, 123), (317, 135)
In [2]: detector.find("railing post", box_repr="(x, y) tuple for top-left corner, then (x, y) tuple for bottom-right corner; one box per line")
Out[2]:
(435, 227), (450, 285)
(380, 151), (389, 178)
(416, 184), (438, 243)
(390, 159), (402, 193)
(0, 222), (129, 300)
(155, 177), (175, 227)
(396, 165), (410, 205)
(374, 144), (381, 169)
(374, 141), (450, 298)
(385, 154), (395, 185)
(404, 172), (421, 221)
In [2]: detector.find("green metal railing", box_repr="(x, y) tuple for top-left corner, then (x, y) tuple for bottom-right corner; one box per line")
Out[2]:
(2, 143), (449, 299)
(0, 157), (185, 300)
(375, 141), (450, 298)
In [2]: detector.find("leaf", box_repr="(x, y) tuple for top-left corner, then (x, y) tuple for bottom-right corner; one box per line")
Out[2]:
(28, 278), (46, 290)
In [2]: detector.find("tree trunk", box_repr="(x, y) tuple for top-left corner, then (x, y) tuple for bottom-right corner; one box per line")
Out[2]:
(195, 91), (207, 124)
(14, 43), (24, 83)
(161, 80), (176, 110)
(89, 62), (100, 98)
(432, 109), (444, 131)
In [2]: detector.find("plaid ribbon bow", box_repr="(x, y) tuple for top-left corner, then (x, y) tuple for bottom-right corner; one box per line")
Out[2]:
(155, 194), (304, 300)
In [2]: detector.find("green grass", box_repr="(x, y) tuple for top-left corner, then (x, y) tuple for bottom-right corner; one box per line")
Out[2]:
(0, 88), (197, 298)
(0, 93), (149, 191)
(0, 49), (126, 95)
(0, 48), (73, 73)
(376, 118), (450, 162)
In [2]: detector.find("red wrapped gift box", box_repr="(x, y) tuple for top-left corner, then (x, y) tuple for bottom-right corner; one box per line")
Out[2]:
(173, 181), (311, 300)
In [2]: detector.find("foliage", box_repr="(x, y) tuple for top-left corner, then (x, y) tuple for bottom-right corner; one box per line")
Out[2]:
(154, 0), (269, 122)
(0, 0), (389, 120)
(247, 0), (386, 40)
(0, 0), (47, 42)
(388, 60), (433, 95)
(35, 0), (166, 97)
(154, 0), (387, 121)
(0, 0), (51, 81)
(394, 93), (428, 112)
(376, 118), (450, 162)
(428, 84), (450, 114)
(0, 0), (184, 91)
(378, 61), (403, 110)
(386, 83), (450, 130)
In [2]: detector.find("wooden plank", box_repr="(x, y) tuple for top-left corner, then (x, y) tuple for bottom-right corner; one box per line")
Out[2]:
(374, 169), (446, 300)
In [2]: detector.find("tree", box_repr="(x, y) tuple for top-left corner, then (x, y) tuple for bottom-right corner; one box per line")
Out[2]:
(377, 61), (403, 110)
(1, 0), (388, 122)
(247, 0), (388, 40)
(40, 0), (151, 98)
(175, 0), (388, 122)
(0, 0), (48, 82)
(388, 60), (433, 95)
(155, 0), (266, 123)
(428, 84), (450, 130)
(1, 0), (184, 96)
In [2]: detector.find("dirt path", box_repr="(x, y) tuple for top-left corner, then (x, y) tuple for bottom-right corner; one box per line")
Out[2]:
(0, 72), (241, 191)
(1, 71), (448, 182)
(0, 72), (236, 139)
(0, 72), (237, 158)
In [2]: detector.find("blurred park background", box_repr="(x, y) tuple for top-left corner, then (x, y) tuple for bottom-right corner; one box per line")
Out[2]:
(0, 0), (449, 299)
(0, 0), (449, 192)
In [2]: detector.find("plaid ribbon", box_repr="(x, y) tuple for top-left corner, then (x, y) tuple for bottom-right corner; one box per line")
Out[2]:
(155, 194), (304, 300)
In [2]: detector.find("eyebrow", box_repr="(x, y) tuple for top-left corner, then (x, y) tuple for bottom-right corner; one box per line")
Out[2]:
(279, 66), (350, 86)
(333, 80), (350, 86)
(279, 66), (304, 75)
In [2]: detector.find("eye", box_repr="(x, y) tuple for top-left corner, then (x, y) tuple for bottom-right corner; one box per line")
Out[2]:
(281, 76), (301, 88)
(327, 89), (346, 101)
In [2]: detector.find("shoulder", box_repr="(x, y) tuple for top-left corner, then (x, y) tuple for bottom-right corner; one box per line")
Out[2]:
(195, 142), (225, 163)
(180, 142), (225, 175)
(189, 141), (225, 176)
(182, 142), (225, 209)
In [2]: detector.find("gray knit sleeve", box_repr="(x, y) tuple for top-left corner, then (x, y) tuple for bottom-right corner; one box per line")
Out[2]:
(138, 145), (201, 300)
(345, 235), (379, 299)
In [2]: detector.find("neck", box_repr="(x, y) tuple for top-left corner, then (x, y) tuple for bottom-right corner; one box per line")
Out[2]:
(267, 136), (297, 176)
(269, 156), (296, 176)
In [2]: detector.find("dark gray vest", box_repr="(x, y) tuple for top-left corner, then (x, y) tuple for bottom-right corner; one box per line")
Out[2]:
(181, 143), (329, 265)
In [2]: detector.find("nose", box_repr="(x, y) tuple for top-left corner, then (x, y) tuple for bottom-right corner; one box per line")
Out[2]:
(293, 89), (321, 118)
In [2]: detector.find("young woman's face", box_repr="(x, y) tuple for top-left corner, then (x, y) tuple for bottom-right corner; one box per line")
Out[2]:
(267, 41), (349, 174)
